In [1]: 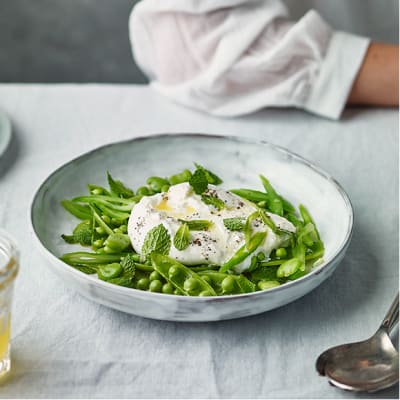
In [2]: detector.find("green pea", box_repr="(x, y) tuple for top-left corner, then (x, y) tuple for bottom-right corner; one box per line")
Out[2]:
(147, 176), (169, 192)
(275, 248), (287, 258)
(136, 186), (150, 196)
(221, 275), (236, 293)
(93, 239), (104, 248)
(150, 271), (163, 281)
(258, 280), (280, 290)
(168, 265), (180, 278)
(149, 280), (163, 292)
(174, 288), (181, 295)
(257, 201), (267, 208)
(276, 258), (302, 278)
(111, 218), (123, 227)
(257, 252), (266, 261)
(199, 290), (213, 297)
(119, 225), (127, 234)
(161, 184), (170, 193)
(96, 226), (106, 235)
(100, 215), (110, 225)
(98, 263), (123, 280)
(162, 282), (175, 294)
(184, 277), (199, 293)
(136, 278), (150, 290)
(113, 228), (122, 234)
(168, 169), (192, 185)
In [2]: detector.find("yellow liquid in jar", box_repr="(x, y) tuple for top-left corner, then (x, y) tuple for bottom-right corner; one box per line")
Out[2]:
(0, 315), (10, 360)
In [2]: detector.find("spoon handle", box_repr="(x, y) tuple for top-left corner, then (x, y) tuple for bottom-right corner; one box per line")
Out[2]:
(379, 294), (399, 333)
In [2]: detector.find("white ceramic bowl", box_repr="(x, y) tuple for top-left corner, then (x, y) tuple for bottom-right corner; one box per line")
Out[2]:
(31, 134), (353, 321)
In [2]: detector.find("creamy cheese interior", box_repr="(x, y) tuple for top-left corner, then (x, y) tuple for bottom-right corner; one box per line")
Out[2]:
(128, 183), (295, 272)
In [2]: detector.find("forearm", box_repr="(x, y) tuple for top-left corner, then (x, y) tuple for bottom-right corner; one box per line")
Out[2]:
(347, 43), (399, 106)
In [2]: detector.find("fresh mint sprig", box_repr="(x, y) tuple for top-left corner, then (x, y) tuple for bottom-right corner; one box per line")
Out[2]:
(141, 224), (171, 260)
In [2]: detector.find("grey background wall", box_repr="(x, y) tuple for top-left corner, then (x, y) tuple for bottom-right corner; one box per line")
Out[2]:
(1, 0), (398, 83)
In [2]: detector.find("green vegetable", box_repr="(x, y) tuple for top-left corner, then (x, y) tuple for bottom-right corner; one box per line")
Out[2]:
(136, 278), (150, 290)
(258, 280), (280, 290)
(107, 172), (135, 198)
(194, 163), (222, 185)
(259, 175), (283, 216)
(61, 199), (92, 220)
(173, 223), (190, 251)
(230, 189), (269, 203)
(189, 169), (209, 194)
(136, 186), (150, 196)
(275, 248), (287, 258)
(147, 176), (169, 193)
(179, 219), (212, 231)
(201, 193), (225, 210)
(60, 252), (133, 266)
(250, 266), (279, 282)
(219, 231), (266, 273)
(162, 282), (175, 294)
(168, 169), (192, 185)
(149, 280), (163, 292)
(98, 263), (123, 280)
(141, 224), (171, 260)
(149, 270), (162, 281)
(223, 217), (245, 231)
(151, 253), (217, 296)
(60, 169), (324, 296)
(104, 233), (131, 253)
(276, 258), (302, 278)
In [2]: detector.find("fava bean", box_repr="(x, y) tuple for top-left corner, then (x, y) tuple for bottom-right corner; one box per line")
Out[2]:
(147, 177), (169, 192)
(168, 169), (192, 185)
(98, 263), (123, 280)
(258, 280), (280, 290)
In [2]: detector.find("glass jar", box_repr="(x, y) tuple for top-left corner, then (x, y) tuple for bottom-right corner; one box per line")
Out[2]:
(0, 230), (19, 379)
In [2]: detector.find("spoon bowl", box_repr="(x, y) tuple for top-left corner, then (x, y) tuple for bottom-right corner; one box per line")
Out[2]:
(316, 295), (399, 393)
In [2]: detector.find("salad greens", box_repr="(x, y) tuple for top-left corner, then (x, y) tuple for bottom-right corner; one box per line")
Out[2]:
(60, 164), (324, 296)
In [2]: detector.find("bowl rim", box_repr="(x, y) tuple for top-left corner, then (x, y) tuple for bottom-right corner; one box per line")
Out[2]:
(30, 133), (354, 302)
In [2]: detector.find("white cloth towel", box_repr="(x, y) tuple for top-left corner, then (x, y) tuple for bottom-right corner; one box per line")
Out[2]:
(129, 0), (370, 119)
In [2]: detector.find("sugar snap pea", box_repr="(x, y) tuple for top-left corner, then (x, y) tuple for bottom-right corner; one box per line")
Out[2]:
(151, 253), (217, 296)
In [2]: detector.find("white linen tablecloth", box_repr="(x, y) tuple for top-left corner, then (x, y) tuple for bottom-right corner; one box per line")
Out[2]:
(0, 84), (398, 399)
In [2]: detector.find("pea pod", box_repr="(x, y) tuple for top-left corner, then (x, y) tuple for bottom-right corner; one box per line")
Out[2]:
(198, 271), (256, 294)
(151, 253), (217, 296)
(230, 189), (269, 203)
(219, 231), (266, 273)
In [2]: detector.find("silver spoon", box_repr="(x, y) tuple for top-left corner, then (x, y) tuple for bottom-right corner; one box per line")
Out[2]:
(316, 295), (399, 393)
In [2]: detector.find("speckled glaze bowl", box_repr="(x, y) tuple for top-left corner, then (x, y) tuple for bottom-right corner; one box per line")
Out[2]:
(31, 134), (353, 321)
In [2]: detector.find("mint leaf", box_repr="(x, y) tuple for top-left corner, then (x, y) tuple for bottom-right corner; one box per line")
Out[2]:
(194, 163), (222, 185)
(173, 223), (190, 251)
(223, 217), (245, 231)
(189, 169), (209, 195)
(201, 194), (225, 210)
(180, 219), (212, 230)
(62, 220), (92, 246)
(107, 172), (134, 198)
(142, 224), (171, 260)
